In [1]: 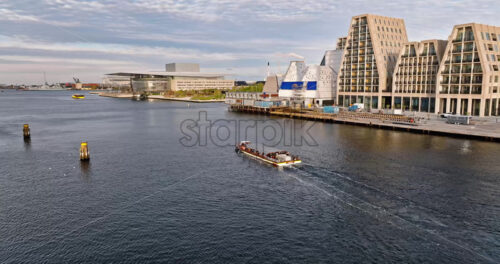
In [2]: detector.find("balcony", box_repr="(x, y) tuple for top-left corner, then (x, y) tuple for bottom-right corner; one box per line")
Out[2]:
(463, 46), (476, 52)
(472, 78), (482, 84)
(450, 87), (460, 94)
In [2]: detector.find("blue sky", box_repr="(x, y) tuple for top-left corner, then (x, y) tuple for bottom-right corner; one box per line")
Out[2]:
(0, 0), (499, 84)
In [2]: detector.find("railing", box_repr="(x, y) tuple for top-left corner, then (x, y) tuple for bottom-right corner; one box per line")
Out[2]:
(463, 47), (475, 52)
(471, 87), (481, 94)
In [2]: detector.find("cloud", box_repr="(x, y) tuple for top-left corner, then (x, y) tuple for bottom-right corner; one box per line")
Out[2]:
(0, 8), (79, 26)
(275, 52), (305, 60)
(0, 55), (140, 66)
(0, 35), (265, 62)
(119, 32), (334, 53)
(44, 0), (109, 12)
(128, 0), (337, 22)
(2, 0), (500, 84)
(0, 8), (39, 22)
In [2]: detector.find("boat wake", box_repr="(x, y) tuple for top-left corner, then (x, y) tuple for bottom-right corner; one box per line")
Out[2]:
(282, 165), (496, 263)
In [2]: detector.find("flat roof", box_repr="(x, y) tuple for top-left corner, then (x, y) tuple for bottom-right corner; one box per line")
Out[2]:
(106, 71), (227, 78)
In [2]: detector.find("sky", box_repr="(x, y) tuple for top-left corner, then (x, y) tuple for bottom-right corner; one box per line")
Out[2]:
(0, 0), (499, 84)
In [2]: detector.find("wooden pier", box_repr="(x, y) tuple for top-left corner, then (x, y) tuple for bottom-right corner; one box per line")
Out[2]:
(229, 105), (500, 142)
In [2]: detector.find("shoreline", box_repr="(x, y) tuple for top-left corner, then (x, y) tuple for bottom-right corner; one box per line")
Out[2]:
(229, 105), (500, 142)
(99, 92), (500, 142)
(98, 93), (224, 103)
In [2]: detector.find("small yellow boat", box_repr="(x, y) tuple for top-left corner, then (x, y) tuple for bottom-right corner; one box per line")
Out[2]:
(72, 94), (85, 99)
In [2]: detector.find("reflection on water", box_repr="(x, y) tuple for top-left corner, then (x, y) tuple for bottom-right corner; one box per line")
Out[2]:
(23, 137), (31, 150)
(80, 160), (91, 180)
(460, 140), (472, 154)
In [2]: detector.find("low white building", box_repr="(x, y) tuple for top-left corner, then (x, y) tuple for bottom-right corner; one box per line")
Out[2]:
(106, 63), (234, 94)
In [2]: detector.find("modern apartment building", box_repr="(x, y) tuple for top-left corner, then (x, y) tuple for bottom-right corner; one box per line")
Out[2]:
(436, 23), (500, 116)
(338, 14), (408, 110)
(392, 40), (447, 113)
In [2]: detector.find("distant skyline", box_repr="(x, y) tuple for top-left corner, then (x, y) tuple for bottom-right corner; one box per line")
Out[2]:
(1, 0), (499, 84)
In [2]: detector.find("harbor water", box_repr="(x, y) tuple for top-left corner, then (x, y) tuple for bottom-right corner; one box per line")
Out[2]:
(0, 90), (499, 263)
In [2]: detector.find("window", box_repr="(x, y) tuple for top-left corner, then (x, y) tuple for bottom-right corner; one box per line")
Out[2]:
(486, 33), (491, 40)
(494, 65), (499, 71)
(495, 44), (499, 52)
(381, 41), (384, 46)
(377, 26), (380, 31)
(481, 32), (485, 40)
(492, 54), (496, 61)
(497, 55), (500, 62)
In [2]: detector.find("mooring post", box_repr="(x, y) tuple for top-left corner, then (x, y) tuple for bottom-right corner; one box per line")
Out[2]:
(23, 124), (30, 139)
(80, 142), (90, 161)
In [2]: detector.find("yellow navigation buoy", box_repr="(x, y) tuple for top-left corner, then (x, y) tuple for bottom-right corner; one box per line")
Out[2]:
(80, 141), (90, 160)
(23, 124), (30, 138)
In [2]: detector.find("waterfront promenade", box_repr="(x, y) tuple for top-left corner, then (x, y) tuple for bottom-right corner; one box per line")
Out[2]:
(98, 93), (225, 103)
(230, 105), (500, 142)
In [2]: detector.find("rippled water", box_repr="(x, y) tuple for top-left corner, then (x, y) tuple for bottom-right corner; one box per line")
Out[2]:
(0, 90), (499, 263)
